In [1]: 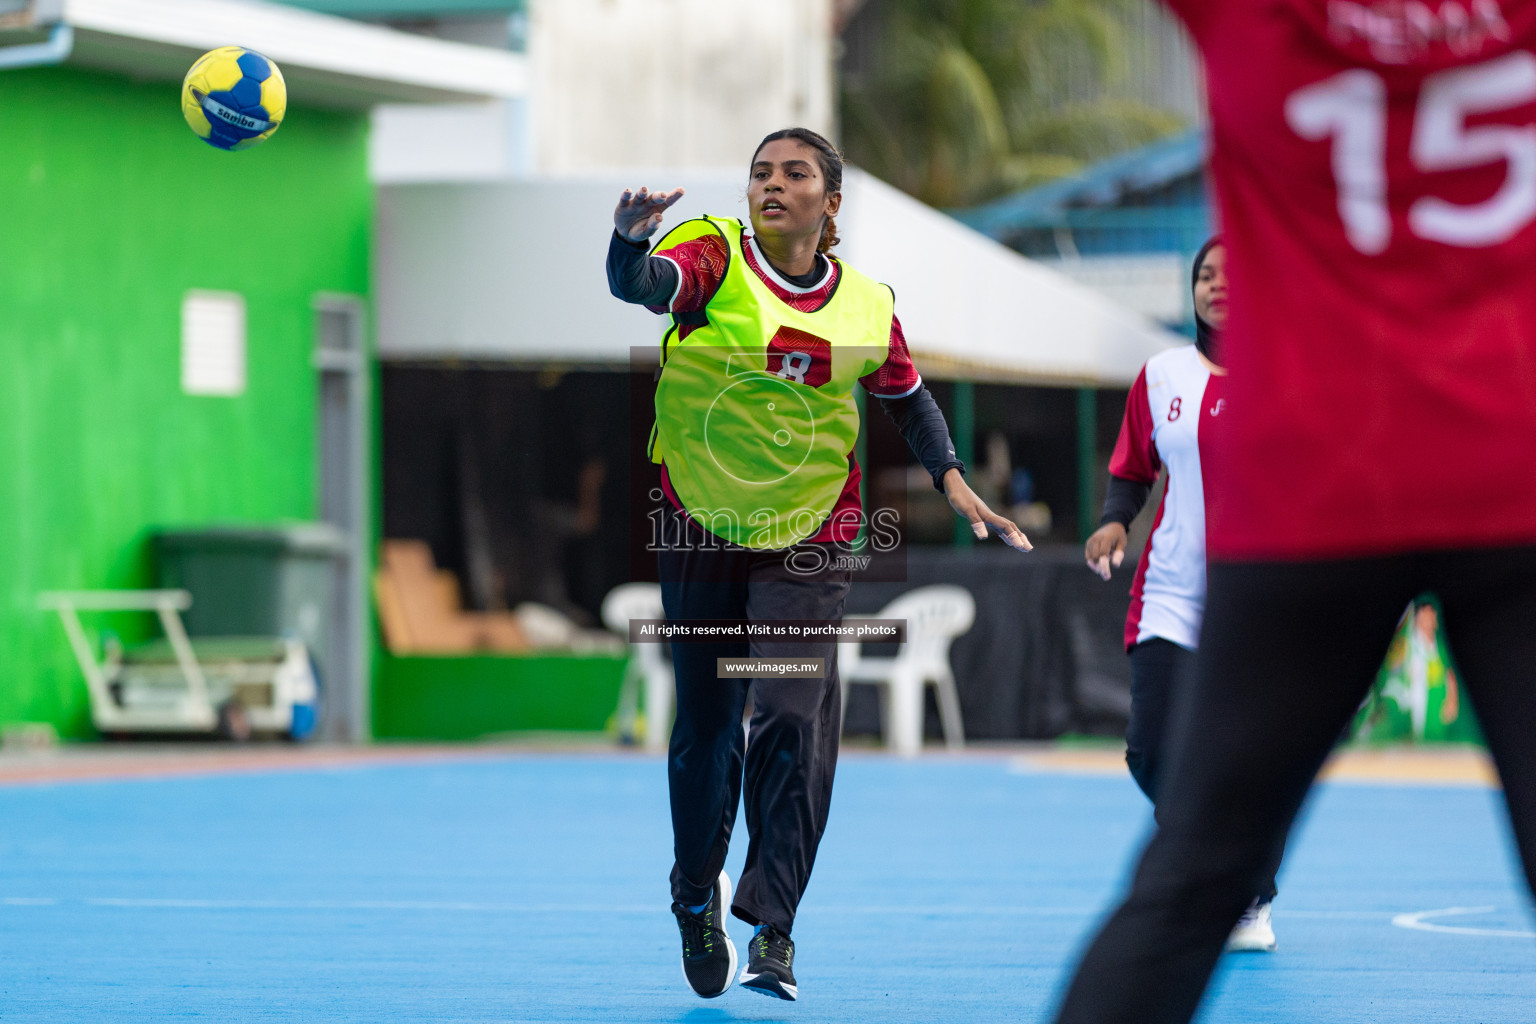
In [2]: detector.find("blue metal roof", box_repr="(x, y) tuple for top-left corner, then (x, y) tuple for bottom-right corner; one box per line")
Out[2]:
(956, 128), (1208, 238)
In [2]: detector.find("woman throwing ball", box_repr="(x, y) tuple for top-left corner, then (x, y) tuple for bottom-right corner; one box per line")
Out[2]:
(607, 127), (1029, 1001)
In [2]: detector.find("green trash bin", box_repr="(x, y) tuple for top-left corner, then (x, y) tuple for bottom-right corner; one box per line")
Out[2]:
(154, 523), (348, 689)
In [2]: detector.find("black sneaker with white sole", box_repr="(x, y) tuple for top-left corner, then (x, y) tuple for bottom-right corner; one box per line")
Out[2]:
(671, 871), (737, 998)
(740, 925), (797, 1001)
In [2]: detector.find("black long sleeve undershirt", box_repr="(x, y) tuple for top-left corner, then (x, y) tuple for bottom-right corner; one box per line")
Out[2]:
(608, 231), (674, 306)
(1100, 475), (1153, 529)
(607, 229), (831, 302)
(608, 231), (964, 491)
(879, 387), (964, 491)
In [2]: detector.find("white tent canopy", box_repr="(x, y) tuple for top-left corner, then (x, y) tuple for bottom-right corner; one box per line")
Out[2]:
(375, 169), (1182, 386)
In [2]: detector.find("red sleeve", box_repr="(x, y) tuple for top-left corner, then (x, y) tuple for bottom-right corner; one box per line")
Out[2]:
(1108, 367), (1162, 484)
(859, 314), (923, 398)
(1157, 0), (1215, 35)
(646, 235), (730, 314)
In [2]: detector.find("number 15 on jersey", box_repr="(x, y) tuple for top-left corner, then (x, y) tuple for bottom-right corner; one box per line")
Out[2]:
(1285, 50), (1536, 254)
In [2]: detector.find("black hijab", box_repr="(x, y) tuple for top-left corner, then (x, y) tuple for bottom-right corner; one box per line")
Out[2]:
(1192, 235), (1223, 364)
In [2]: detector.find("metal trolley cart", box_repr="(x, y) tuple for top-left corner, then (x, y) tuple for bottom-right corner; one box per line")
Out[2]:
(39, 590), (318, 741)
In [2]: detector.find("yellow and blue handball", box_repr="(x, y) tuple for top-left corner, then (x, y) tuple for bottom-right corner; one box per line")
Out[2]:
(181, 46), (286, 151)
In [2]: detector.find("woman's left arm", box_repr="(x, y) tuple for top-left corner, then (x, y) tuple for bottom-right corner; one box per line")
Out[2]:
(941, 468), (1032, 551)
(878, 385), (961, 488)
(877, 383), (1030, 552)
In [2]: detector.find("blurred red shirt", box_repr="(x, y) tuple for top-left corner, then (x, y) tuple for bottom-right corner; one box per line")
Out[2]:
(1167, 0), (1536, 559)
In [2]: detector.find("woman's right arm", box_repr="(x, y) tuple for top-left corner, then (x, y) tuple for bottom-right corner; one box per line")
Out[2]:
(1085, 366), (1161, 580)
(607, 232), (678, 306)
(1100, 477), (1152, 529)
(608, 186), (686, 306)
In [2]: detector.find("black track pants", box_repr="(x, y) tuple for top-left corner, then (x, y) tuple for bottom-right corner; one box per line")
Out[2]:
(1125, 637), (1194, 802)
(1057, 547), (1536, 1024)
(1126, 638), (1278, 901)
(658, 506), (850, 935)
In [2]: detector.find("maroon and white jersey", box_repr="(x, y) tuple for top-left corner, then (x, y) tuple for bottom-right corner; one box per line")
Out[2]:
(1166, 0), (1536, 559)
(1111, 346), (1228, 650)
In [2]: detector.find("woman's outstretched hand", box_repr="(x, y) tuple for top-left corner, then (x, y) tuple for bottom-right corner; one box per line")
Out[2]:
(1084, 522), (1127, 580)
(615, 186), (686, 242)
(943, 469), (1031, 552)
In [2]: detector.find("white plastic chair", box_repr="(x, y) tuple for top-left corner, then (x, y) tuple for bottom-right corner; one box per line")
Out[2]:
(839, 585), (975, 756)
(604, 583), (674, 752)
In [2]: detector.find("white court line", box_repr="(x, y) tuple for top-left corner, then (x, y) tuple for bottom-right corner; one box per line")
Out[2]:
(1391, 906), (1536, 939)
(818, 907), (1390, 919)
(83, 898), (654, 913)
(0, 897), (1398, 920)
(82, 899), (1109, 915)
(26, 897), (1536, 942)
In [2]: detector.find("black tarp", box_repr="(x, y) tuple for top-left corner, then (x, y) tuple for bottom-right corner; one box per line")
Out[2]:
(843, 546), (1135, 741)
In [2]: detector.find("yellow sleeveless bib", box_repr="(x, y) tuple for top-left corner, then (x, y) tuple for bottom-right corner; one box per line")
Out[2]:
(650, 217), (894, 550)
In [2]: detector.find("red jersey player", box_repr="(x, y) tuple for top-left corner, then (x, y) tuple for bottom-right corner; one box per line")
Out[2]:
(1056, 3), (1536, 1022)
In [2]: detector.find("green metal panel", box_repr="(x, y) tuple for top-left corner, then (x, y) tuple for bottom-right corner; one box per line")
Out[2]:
(373, 654), (629, 740)
(0, 67), (371, 737)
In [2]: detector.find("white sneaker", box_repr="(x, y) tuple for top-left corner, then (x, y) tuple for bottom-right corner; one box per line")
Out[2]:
(1226, 898), (1277, 953)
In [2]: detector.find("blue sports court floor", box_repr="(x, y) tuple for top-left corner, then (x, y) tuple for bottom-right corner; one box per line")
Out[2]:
(0, 747), (1530, 1022)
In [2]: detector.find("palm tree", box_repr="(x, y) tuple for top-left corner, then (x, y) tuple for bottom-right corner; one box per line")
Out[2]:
(840, 0), (1183, 207)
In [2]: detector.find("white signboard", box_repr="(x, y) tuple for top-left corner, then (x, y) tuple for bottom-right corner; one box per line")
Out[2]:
(181, 291), (246, 397)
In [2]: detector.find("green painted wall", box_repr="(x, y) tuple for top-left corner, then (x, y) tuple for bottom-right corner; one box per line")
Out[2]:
(373, 655), (628, 740)
(0, 66), (371, 737)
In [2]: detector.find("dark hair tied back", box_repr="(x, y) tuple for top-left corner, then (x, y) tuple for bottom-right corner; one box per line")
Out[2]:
(753, 127), (844, 253)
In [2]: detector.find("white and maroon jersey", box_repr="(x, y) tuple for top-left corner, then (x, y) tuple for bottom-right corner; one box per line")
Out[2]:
(1111, 346), (1228, 650)
(1165, 0), (1536, 560)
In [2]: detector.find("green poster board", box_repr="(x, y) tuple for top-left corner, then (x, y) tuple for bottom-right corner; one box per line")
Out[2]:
(1352, 597), (1482, 743)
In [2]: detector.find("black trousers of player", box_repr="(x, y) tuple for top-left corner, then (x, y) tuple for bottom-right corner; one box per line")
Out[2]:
(1127, 638), (1277, 901)
(658, 506), (850, 935)
(1125, 638), (1197, 801)
(1056, 546), (1536, 1024)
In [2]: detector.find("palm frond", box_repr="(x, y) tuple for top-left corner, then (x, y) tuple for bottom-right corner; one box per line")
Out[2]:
(1011, 99), (1182, 163)
(839, 0), (1184, 207)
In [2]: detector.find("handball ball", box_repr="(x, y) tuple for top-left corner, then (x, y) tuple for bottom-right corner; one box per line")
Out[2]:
(181, 46), (286, 151)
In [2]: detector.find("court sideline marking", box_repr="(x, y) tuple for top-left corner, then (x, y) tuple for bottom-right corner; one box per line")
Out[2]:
(1391, 906), (1536, 939)
(4, 895), (1524, 937)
